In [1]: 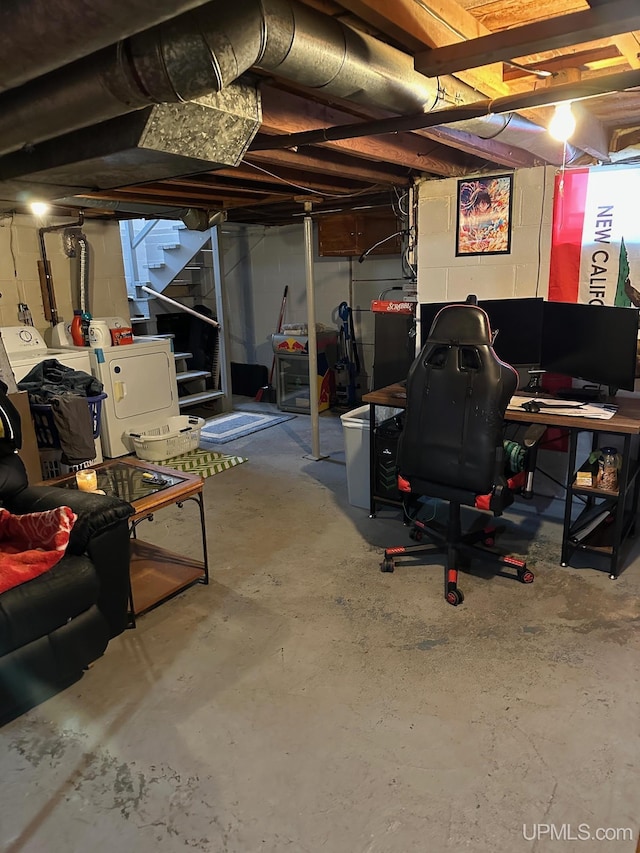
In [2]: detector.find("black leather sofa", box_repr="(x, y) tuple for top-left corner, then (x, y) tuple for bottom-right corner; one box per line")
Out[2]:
(0, 480), (134, 725)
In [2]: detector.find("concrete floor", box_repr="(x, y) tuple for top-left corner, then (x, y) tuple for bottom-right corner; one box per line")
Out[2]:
(1, 402), (639, 853)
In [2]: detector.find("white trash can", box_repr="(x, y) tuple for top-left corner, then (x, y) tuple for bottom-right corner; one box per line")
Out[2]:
(340, 404), (370, 509)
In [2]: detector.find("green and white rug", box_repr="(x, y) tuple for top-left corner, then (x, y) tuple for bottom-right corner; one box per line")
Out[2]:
(158, 448), (247, 479)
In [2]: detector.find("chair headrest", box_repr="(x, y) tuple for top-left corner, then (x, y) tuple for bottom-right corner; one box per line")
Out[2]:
(428, 304), (492, 346)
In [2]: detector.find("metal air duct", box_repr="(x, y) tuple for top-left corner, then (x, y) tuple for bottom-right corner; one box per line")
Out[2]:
(0, 0), (216, 93)
(0, 85), (261, 206)
(0, 0), (576, 167)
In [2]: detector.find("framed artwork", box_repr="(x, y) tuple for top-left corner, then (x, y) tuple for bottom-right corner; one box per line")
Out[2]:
(455, 174), (513, 256)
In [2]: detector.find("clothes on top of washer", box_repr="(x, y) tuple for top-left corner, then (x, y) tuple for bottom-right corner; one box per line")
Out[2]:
(17, 359), (103, 403)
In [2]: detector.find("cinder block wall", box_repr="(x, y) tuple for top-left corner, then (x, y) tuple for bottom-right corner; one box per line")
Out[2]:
(221, 221), (405, 391)
(416, 165), (555, 312)
(0, 214), (130, 335)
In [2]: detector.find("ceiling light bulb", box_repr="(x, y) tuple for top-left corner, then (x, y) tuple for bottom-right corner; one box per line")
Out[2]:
(549, 102), (575, 142)
(30, 201), (50, 217)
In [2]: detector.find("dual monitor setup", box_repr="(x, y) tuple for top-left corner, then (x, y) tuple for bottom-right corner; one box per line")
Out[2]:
(420, 298), (640, 395)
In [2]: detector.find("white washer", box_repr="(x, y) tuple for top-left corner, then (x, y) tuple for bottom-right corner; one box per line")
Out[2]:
(0, 325), (104, 461)
(64, 338), (179, 458)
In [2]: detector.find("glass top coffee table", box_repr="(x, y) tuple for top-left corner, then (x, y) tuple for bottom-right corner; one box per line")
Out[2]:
(51, 456), (209, 620)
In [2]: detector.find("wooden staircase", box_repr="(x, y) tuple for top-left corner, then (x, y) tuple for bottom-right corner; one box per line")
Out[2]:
(175, 349), (223, 411)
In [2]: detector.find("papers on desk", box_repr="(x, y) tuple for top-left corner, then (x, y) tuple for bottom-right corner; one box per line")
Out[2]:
(507, 395), (617, 420)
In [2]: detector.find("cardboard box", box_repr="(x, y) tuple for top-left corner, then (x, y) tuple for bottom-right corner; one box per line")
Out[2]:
(9, 391), (42, 484)
(111, 327), (134, 346)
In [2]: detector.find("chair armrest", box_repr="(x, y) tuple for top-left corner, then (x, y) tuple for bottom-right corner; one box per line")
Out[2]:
(5, 485), (135, 637)
(5, 485), (134, 554)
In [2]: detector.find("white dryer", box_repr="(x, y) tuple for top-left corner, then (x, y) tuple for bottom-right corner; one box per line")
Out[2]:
(0, 325), (103, 461)
(67, 338), (180, 458)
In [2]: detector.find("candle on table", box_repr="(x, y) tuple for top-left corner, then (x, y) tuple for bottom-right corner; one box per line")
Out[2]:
(76, 469), (98, 492)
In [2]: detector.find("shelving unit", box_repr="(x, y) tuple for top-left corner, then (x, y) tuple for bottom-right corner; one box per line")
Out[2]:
(562, 431), (640, 578)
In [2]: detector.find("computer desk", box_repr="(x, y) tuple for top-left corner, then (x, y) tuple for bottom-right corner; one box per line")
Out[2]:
(362, 383), (640, 578)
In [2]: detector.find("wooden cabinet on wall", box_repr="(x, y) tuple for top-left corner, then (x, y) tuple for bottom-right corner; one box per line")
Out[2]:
(318, 210), (401, 257)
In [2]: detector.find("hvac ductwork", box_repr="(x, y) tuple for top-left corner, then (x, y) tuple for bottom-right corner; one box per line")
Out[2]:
(0, 0), (216, 94)
(0, 0), (576, 167)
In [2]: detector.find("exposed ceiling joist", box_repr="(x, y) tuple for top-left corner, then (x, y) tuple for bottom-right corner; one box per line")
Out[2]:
(338, 0), (510, 96)
(415, 0), (640, 76)
(242, 150), (408, 186)
(258, 88), (475, 176)
(252, 68), (640, 155)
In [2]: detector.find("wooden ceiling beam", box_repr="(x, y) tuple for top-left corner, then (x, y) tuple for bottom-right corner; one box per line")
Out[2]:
(258, 87), (478, 176)
(167, 170), (365, 197)
(613, 32), (640, 69)
(89, 189), (298, 212)
(418, 124), (540, 167)
(415, 0), (640, 76)
(93, 185), (279, 206)
(243, 148), (408, 185)
(336, 0), (509, 97)
(502, 44), (622, 80)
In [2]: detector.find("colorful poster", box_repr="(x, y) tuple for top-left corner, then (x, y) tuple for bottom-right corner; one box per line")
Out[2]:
(455, 174), (513, 256)
(549, 166), (640, 306)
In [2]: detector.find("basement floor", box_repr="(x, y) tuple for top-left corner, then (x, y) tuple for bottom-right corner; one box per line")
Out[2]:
(1, 402), (639, 853)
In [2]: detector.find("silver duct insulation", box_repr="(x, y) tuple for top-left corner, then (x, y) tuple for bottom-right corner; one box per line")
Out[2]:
(0, 0), (216, 94)
(0, 0), (576, 165)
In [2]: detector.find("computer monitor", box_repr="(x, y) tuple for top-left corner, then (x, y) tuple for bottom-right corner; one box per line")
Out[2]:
(479, 297), (544, 366)
(420, 297), (545, 367)
(420, 301), (462, 346)
(541, 301), (639, 392)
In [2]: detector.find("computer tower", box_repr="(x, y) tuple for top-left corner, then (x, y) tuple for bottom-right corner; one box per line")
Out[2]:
(374, 413), (404, 502)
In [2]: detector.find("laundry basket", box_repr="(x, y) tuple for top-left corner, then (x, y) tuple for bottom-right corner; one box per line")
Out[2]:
(127, 415), (205, 462)
(30, 392), (107, 480)
(30, 392), (107, 448)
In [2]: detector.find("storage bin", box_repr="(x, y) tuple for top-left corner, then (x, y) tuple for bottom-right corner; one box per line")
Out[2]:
(30, 393), (107, 449)
(126, 415), (205, 461)
(340, 404), (370, 509)
(39, 449), (97, 481)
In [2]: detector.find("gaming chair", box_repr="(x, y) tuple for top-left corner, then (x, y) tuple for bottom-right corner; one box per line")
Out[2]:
(381, 300), (542, 606)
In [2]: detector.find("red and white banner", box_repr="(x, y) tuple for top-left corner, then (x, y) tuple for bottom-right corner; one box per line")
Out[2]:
(549, 166), (640, 306)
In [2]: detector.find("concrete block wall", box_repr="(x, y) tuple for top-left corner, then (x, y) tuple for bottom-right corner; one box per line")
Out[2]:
(0, 214), (130, 336)
(417, 165), (570, 505)
(221, 221), (406, 392)
(416, 165), (555, 313)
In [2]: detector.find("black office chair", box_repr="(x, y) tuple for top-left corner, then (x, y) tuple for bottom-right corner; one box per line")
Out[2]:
(381, 301), (544, 606)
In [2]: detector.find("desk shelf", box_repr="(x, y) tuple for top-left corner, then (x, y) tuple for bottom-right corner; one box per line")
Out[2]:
(366, 382), (640, 577)
(563, 442), (640, 578)
(569, 508), (636, 556)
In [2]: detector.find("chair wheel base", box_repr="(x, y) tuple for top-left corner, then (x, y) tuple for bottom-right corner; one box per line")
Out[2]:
(445, 588), (464, 606)
(518, 568), (535, 584)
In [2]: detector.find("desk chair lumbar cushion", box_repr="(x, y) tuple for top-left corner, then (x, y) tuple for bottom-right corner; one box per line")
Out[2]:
(381, 302), (536, 606)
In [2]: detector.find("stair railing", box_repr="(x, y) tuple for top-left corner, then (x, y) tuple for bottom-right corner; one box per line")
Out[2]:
(140, 285), (220, 329)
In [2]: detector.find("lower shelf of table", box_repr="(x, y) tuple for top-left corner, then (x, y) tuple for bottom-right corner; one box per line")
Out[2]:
(129, 539), (205, 616)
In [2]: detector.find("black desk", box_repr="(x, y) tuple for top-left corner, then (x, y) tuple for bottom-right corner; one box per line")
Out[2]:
(362, 384), (640, 578)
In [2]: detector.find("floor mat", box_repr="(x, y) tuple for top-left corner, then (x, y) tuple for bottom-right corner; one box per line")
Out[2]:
(157, 448), (247, 478)
(200, 411), (295, 444)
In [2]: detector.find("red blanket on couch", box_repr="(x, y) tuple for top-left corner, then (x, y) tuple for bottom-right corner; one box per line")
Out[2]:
(0, 506), (77, 594)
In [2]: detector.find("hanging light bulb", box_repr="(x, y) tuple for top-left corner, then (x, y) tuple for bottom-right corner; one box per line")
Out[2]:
(549, 101), (576, 142)
(30, 201), (50, 217)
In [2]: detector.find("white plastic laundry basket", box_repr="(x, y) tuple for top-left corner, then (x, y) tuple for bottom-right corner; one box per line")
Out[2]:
(126, 416), (204, 462)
